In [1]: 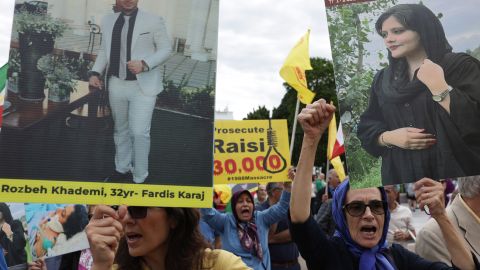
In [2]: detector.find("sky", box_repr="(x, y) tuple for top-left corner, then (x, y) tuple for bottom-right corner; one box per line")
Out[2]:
(0, 0), (333, 120)
(215, 0), (332, 119)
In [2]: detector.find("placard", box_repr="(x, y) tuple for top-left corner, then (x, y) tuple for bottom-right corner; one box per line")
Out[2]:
(214, 120), (291, 184)
(325, 0), (480, 188)
(0, 0), (219, 206)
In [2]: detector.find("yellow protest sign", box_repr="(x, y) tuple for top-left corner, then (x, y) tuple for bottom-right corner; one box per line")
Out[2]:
(0, 179), (212, 207)
(214, 120), (290, 184)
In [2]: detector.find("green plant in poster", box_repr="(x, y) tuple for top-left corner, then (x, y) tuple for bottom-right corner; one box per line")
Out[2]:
(326, 0), (397, 188)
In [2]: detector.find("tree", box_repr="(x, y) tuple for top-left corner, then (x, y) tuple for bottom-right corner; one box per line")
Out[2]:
(466, 45), (480, 60)
(243, 58), (337, 168)
(273, 57), (337, 167)
(244, 106), (270, 120)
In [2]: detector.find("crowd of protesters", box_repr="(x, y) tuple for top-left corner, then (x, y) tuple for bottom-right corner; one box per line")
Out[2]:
(9, 102), (475, 270)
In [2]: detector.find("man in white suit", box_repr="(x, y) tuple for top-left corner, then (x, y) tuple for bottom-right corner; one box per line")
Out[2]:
(89, 0), (171, 183)
(416, 176), (480, 265)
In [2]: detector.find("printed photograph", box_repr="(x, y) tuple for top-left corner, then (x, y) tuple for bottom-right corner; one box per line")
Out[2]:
(325, 0), (480, 188)
(0, 0), (218, 192)
(25, 203), (89, 261)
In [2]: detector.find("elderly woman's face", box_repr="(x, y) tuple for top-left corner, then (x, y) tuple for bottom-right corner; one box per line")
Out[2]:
(381, 15), (424, 60)
(345, 188), (385, 249)
(235, 193), (254, 222)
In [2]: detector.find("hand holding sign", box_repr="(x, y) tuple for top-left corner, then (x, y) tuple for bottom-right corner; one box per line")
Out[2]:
(86, 205), (125, 269)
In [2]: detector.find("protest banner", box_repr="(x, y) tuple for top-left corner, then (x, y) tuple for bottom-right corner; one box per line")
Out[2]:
(214, 119), (291, 184)
(324, 0), (480, 188)
(0, 0), (218, 207)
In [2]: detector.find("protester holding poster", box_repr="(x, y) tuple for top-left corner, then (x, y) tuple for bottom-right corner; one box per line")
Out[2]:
(85, 205), (249, 270)
(201, 185), (291, 270)
(289, 98), (477, 270)
(358, 4), (480, 184)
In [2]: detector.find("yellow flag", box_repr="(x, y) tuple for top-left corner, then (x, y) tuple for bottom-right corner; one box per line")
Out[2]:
(279, 30), (315, 104)
(327, 107), (347, 181)
(331, 156), (346, 181)
(327, 108), (337, 160)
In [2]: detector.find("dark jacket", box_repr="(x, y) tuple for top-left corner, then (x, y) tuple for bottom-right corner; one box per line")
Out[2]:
(289, 215), (479, 270)
(0, 220), (27, 267)
(358, 53), (480, 184)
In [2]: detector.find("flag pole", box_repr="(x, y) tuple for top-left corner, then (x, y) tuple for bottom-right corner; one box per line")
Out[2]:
(325, 154), (330, 197)
(289, 98), (301, 161)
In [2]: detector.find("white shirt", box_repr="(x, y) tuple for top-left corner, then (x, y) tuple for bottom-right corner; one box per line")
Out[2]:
(387, 203), (415, 247)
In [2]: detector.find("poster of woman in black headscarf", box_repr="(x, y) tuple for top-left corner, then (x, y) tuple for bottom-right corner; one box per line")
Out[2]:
(324, 0), (480, 187)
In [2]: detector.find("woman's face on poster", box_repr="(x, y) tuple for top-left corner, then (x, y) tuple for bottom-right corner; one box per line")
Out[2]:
(381, 16), (424, 60)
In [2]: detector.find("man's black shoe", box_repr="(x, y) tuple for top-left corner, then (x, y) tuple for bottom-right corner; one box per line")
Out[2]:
(104, 171), (133, 183)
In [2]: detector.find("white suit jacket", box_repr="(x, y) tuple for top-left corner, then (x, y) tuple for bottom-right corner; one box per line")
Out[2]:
(415, 195), (480, 265)
(92, 10), (172, 96)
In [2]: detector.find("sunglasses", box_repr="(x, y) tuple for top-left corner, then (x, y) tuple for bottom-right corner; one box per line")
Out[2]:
(111, 206), (151, 219)
(343, 200), (386, 217)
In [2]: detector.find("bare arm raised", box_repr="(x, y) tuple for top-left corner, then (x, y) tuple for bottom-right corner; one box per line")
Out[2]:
(415, 179), (475, 270)
(290, 99), (335, 223)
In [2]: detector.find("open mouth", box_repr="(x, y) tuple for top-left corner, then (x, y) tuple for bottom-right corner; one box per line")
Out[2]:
(125, 232), (143, 244)
(360, 225), (377, 238)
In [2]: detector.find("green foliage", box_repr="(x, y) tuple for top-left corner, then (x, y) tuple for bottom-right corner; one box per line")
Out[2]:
(273, 57), (337, 166)
(157, 69), (215, 118)
(62, 56), (95, 82)
(242, 58), (337, 167)
(326, 0), (397, 185)
(466, 45), (480, 60)
(37, 54), (78, 96)
(245, 106), (270, 120)
(14, 10), (67, 39)
(7, 49), (21, 76)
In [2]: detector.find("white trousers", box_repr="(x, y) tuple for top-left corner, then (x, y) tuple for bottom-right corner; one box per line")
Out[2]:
(108, 76), (156, 183)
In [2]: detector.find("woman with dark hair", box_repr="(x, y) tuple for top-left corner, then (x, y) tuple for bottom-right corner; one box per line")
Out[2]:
(84, 205), (249, 270)
(290, 99), (478, 270)
(357, 4), (480, 184)
(201, 184), (291, 270)
(0, 203), (27, 266)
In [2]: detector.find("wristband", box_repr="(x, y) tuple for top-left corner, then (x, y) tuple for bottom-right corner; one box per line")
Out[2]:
(381, 133), (393, 148)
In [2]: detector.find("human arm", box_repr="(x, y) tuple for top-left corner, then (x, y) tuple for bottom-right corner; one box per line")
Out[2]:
(258, 190), (291, 227)
(142, 16), (171, 70)
(416, 221), (452, 266)
(358, 71), (435, 151)
(380, 128), (436, 150)
(86, 205), (125, 270)
(268, 223), (292, 244)
(415, 178), (476, 270)
(417, 59), (451, 113)
(89, 18), (109, 89)
(290, 99), (335, 223)
(200, 208), (228, 233)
